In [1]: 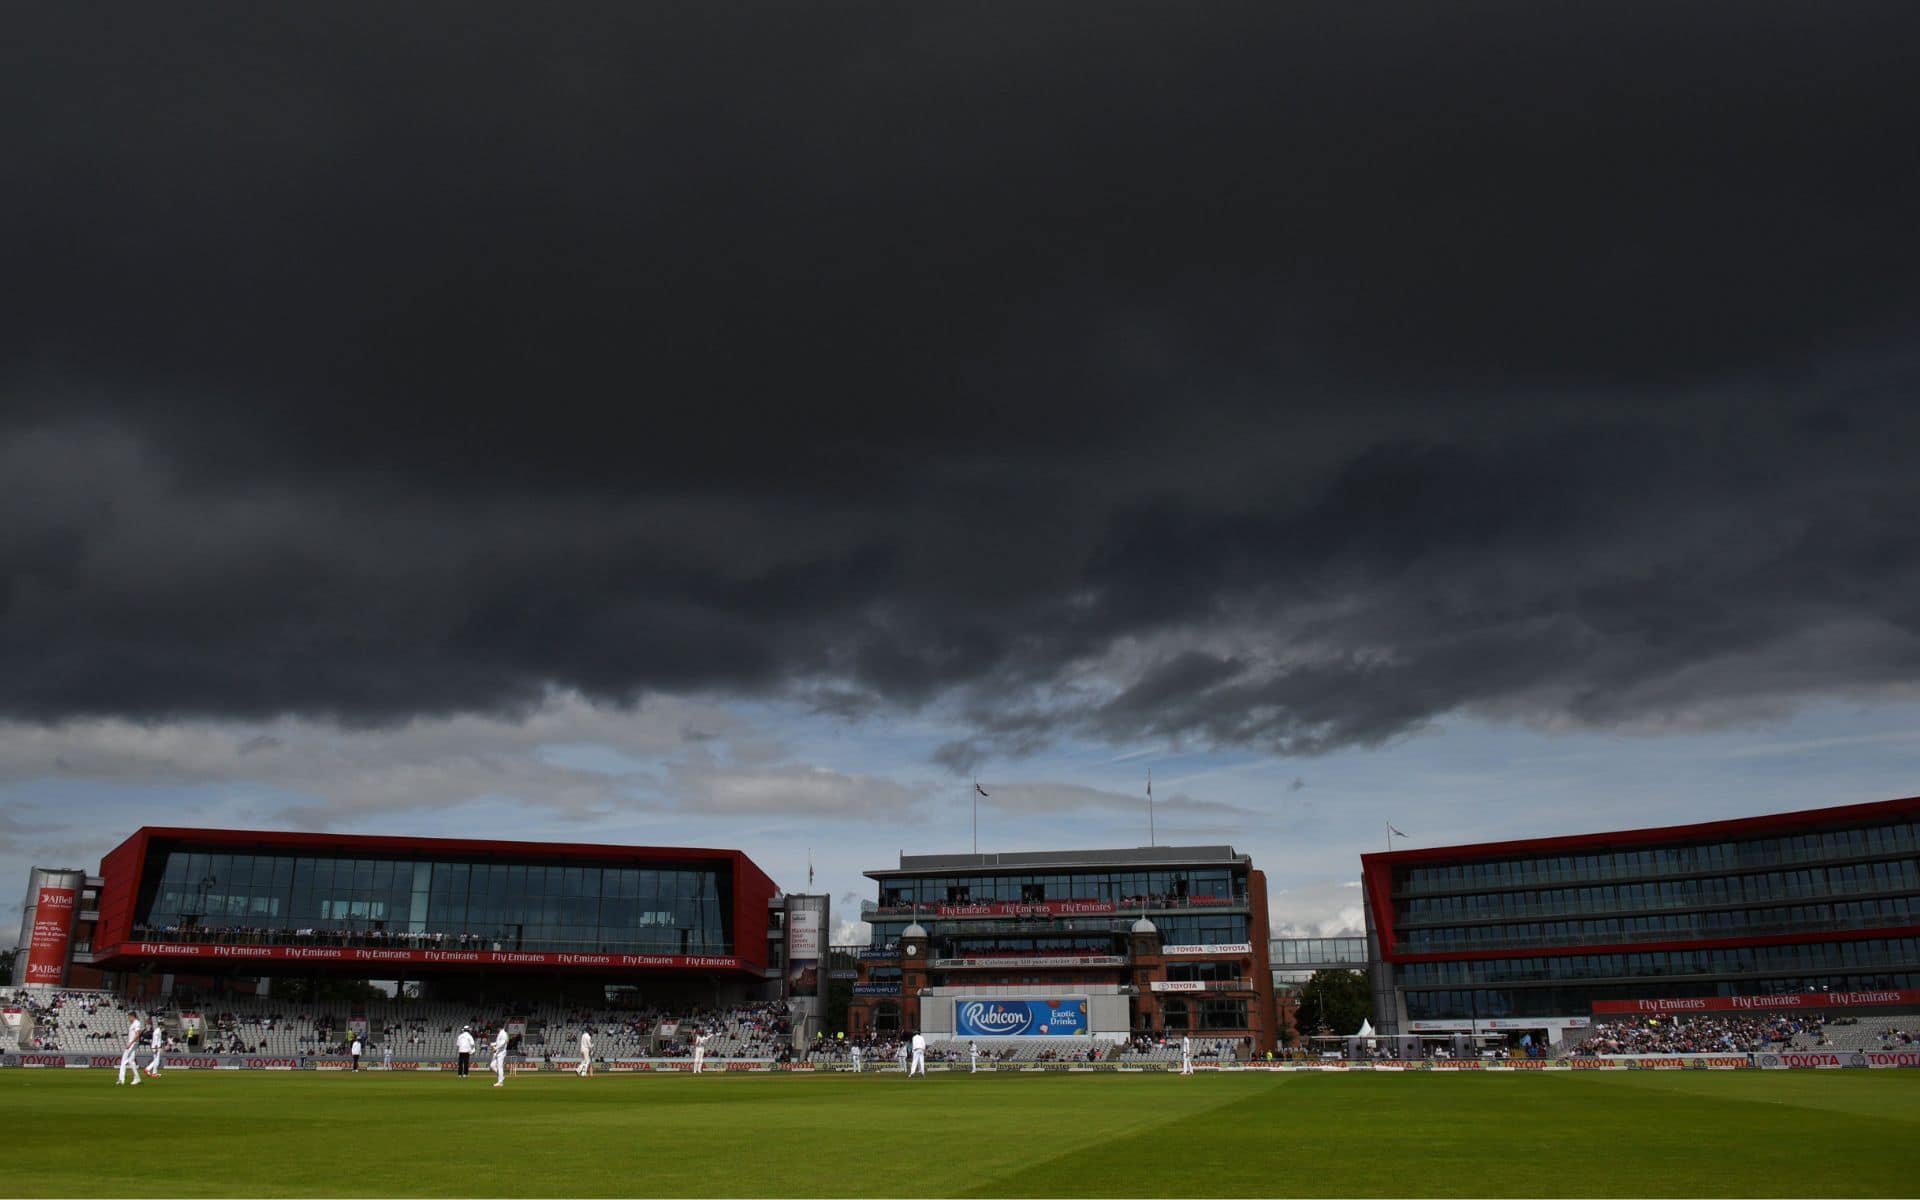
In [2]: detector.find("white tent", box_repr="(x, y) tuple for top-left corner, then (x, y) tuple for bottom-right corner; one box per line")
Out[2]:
(1356, 1018), (1375, 1038)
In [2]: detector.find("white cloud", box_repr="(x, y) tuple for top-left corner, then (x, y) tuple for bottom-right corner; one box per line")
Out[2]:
(662, 762), (927, 820)
(976, 779), (1258, 821)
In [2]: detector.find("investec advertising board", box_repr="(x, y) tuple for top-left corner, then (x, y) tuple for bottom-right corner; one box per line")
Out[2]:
(955, 998), (1090, 1037)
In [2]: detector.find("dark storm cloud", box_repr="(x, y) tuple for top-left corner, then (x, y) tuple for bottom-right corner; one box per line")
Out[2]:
(4, 3), (1920, 760)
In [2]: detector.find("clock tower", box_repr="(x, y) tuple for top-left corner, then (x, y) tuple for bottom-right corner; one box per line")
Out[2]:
(899, 920), (930, 1032)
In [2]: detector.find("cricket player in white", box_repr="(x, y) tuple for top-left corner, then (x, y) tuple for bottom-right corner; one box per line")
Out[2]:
(908, 1031), (927, 1077)
(117, 1014), (143, 1085)
(577, 1030), (592, 1077)
(1180, 1035), (1194, 1075)
(145, 1019), (165, 1077)
(490, 1026), (509, 1087)
(691, 1030), (709, 1074)
(850, 1043), (862, 1073)
(969, 1041), (978, 1073)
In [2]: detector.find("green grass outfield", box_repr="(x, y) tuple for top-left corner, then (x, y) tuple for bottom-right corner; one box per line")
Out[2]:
(5, 1068), (1919, 1198)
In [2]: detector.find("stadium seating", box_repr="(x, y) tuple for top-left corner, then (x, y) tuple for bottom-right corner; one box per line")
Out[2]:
(1803, 1020), (1920, 1052)
(4, 992), (797, 1061)
(1568, 1013), (1831, 1055)
(5, 991), (1254, 1067)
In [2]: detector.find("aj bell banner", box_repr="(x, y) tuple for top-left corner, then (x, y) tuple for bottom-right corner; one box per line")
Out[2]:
(26, 886), (79, 984)
(954, 998), (1089, 1037)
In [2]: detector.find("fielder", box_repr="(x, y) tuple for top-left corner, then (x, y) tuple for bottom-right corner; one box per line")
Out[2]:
(145, 1019), (166, 1077)
(850, 1043), (862, 1073)
(117, 1013), (144, 1086)
(908, 1030), (927, 1077)
(1180, 1035), (1194, 1075)
(969, 1040), (979, 1073)
(691, 1030), (709, 1074)
(577, 1029), (593, 1077)
(490, 1026), (509, 1087)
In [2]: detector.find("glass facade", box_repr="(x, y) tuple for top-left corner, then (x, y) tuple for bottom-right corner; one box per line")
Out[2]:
(932, 934), (1118, 957)
(867, 862), (1252, 951)
(1167, 960), (1245, 983)
(874, 867), (1243, 908)
(1384, 810), (1920, 1023)
(133, 848), (734, 955)
(1270, 937), (1368, 966)
(1155, 914), (1251, 945)
(1395, 825), (1919, 895)
(1398, 862), (1920, 951)
(899, 914), (1252, 956)
(1147, 996), (1254, 1032)
(1199, 996), (1249, 1030)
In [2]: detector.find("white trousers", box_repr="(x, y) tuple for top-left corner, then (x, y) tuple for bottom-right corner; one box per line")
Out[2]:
(692, 1049), (704, 1073)
(118, 1047), (141, 1084)
(576, 1058), (590, 1076)
(146, 1049), (164, 1075)
(909, 1050), (926, 1076)
(491, 1053), (506, 1083)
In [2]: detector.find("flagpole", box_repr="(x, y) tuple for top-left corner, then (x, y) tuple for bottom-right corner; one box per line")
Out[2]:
(972, 778), (978, 855)
(1147, 768), (1155, 847)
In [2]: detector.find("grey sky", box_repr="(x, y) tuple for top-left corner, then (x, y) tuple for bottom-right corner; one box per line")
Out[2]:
(4, 3), (1919, 945)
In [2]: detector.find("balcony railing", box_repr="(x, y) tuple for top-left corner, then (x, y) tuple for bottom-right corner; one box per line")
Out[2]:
(862, 895), (1248, 918)
(117, 926), (733, 957)
(1396, 913), (1915, 954)
(1148, 979), (1253, 993)
(1396, 880), (1918, 927)
(930, 954), (1127, 969)
(1395, 840), (1920, 897)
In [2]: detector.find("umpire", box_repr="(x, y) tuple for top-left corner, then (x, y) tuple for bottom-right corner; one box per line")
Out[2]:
(456, 1026), (475, 1077)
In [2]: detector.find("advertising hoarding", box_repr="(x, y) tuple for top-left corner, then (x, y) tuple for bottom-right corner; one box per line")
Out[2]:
(1592, 990), (1920, 1015)
(784, 896), (828, 1003)
(955, 998), (1089, 1037)
(98, 943), (744, 971)
(931, 900), (1116, 919)
(25, 886), (78, 985)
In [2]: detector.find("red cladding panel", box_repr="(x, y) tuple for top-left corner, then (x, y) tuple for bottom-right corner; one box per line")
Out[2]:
(729, 851), (777, 971)
(94, 829), (152, 951)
